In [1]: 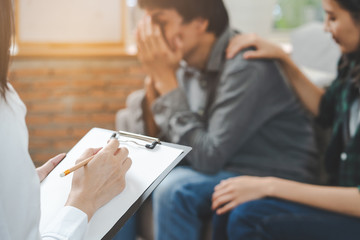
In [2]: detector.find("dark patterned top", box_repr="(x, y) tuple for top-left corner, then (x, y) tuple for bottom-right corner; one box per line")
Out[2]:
(317, 61), (360, 187)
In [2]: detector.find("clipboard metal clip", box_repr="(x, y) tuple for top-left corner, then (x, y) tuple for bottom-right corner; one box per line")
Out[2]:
(117, 131), (161, 149)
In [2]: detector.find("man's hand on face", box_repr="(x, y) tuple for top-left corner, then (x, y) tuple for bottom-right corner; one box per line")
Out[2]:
(136, 15), (183, 96)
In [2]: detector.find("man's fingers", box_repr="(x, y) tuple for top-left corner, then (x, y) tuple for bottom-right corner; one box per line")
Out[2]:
(150, 24), (164, 51)
(144, 16), (157, 50)
(137, 19), (151, 59)
(145, 15), (152, 37)
(173, 36), (183, 60)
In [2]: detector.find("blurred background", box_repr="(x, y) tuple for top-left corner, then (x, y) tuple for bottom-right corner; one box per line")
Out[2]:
(11, 0), (338, 166)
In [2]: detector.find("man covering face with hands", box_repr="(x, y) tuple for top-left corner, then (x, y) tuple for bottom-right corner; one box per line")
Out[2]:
(116, 0), (319, 239)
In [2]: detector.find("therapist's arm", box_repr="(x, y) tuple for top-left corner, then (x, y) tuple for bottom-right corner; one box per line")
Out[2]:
(41, 139), (132, 239)
(65, 139), (131, 220)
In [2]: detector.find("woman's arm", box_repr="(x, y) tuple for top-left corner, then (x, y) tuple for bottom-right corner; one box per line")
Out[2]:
(269, 177), (360, 217)
(227, 34), (325, 116)
(277, 54), (325, 116)
(212, 176), (360, 217)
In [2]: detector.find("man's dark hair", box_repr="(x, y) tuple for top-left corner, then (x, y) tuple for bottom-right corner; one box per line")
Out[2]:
(138, 0), (229, 37)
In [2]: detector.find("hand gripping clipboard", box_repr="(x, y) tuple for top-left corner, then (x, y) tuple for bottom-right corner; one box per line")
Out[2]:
(39, 127), (192, 240)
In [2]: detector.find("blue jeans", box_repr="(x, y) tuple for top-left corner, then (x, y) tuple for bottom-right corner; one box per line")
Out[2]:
(212, 198), (360, 240)
(112, 213), (136, 240)
(153, 166), (237, 240)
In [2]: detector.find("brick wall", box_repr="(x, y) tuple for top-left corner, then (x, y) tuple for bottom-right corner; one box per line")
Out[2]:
(9, 57), (145, 166)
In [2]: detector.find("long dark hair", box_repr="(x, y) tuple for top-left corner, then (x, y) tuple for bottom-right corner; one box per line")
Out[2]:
(335, 0), (360, 87)
(0, 0), (14, 100)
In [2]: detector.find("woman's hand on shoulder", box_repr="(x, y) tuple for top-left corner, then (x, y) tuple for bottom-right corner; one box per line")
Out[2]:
(226, 33), (287, 61)
(66, 139), (132, 220)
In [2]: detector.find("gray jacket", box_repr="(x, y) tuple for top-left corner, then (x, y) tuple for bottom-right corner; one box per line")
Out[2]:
(117, 27), (319, 183)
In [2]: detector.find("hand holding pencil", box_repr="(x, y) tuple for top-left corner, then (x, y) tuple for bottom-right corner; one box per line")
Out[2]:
(60, 154), (95, 177)
(60, 133), (118, 177)
(65, 136), (132, 220)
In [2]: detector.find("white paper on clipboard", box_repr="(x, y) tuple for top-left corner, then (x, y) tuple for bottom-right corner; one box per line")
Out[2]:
(39, 127), (189, 239)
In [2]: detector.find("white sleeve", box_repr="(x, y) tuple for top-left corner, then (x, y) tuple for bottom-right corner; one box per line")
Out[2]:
(41, 206), (88, 240)
(0, 203), (12, 240)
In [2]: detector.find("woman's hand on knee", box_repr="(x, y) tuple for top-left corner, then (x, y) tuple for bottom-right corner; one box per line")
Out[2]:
(211, 176), (273, 215)
(65, 139), (132, 220)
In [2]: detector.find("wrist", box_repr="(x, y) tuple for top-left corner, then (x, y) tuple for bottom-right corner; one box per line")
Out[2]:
(153, 73), (178, 96)
(263, 177), (278, 198)
(66, 192), (95, 221)
(278, 49), (291, 63)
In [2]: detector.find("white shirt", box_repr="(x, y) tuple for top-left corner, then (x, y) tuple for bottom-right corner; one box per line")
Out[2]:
(0, 84), (87, 240)
(350, 97), (360, 137)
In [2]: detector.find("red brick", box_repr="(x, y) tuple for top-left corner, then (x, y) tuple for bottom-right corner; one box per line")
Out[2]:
(17, 91), (52, 101)
(28, 101), (67, 113)
(52, 114), (90, 125)
(29, 139), (51, 149)
(90, 113), (116, 124)
(53, 139), (79, 151)
(10, 58), (142, 166)
(10, 69), (52, 78)
(71, 101), (105, 112)
(26, 115), (53, 125)
(71, 79), (106, 88)
(30, 128), (71, 138)
(71, 127), (93, 139)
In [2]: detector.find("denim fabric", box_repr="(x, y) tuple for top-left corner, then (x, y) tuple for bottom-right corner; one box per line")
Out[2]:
(112, 213), (137, 240)
(153, 166), (237, 240)
(212, 198), (360, 240)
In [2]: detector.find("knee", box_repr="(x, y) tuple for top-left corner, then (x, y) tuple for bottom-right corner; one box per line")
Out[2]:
(152, 167), (192, 208)
(153, 175), (206, 216)
(153, 177), (178, 207)
(227, 200), (268, 234)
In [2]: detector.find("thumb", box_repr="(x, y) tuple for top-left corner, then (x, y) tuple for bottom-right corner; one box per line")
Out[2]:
(243, 50), (263, 60)
(37, 153), (66, 182)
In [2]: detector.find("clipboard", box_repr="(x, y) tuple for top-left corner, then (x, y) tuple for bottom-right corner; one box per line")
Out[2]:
(39, 127), (192, 240)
